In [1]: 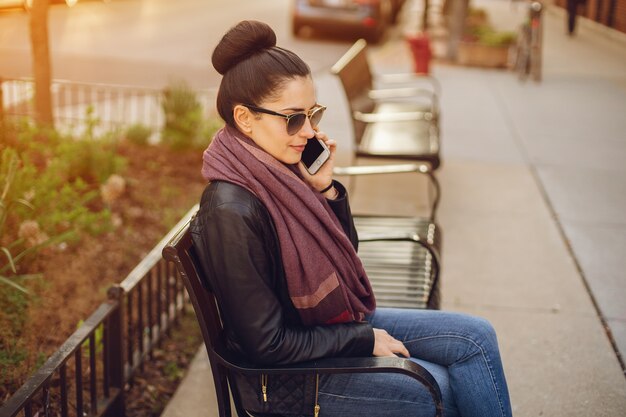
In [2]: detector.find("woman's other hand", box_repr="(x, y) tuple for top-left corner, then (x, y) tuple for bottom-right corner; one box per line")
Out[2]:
(298, 131), (336, 195)
(372, 328), (410, 358)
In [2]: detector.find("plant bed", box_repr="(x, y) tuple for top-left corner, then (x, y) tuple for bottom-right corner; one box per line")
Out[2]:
(125, 308), (203, 417)
(457, 41), (513, 68)
(0, 117), (215, 404)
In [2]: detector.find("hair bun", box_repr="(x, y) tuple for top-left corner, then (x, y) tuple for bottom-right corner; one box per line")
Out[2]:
(212, 20), (277, 75)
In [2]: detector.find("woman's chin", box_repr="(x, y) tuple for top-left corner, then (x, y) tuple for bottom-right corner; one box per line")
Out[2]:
(281, 154), (302, 165)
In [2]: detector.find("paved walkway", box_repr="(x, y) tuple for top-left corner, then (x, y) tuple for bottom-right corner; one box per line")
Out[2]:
(163, 1), (626, 416)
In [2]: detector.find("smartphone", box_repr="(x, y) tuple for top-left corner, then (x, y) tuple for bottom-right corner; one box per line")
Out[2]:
(301, 137), (330, 175)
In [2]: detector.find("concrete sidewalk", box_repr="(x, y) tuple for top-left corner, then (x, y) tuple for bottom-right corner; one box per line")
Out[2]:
(163, 1), (626, 416)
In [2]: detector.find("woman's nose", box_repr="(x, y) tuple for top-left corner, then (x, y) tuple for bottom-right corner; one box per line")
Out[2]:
(299, 116), (315, 138)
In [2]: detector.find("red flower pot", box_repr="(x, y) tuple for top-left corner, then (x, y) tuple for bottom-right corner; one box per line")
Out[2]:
(406, 34), (432, 75)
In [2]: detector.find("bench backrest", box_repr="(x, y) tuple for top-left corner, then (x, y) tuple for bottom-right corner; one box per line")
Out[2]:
(331, 39), (377, 144)
(162, 220), (235, 417)
(163, 221), (221, 350)
(331, 39), (374, 108)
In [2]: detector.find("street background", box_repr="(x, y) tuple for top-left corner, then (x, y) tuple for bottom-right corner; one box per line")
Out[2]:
(1, 0), (626, 415)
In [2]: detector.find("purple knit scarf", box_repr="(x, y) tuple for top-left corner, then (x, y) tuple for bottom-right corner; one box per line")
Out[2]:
(201, 125), (375, 325)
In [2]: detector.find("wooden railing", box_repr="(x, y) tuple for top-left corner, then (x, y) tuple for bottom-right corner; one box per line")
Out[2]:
(0, 206), (198, 417)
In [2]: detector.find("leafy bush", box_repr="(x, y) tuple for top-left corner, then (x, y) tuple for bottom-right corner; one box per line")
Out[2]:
(125, 123), (153, 146)
(0, 148), (36, 294)
(465, 24), (516, 47)
(54, 137), (125, 184)
(201, 116), (223, 144)
(160, 81), (222, 150)
(0, 118), (125, 294)
(161, 81), (204, 150)
(463, 7), (516, 47)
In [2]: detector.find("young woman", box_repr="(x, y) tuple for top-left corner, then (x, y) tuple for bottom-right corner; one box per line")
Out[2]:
(192, 20), (513, 417)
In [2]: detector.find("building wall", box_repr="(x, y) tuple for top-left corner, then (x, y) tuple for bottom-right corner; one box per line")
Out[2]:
(554, 0), (626, 34)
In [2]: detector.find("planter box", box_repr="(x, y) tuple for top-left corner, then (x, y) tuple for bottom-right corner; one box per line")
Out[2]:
(457, 41), (512, 68)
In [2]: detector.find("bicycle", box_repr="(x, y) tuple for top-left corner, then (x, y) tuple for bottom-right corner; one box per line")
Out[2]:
(514, 0), (544, 82)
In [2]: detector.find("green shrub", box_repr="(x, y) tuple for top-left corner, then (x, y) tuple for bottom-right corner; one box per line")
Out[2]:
(0, 147), (72, 294)
(54, 137), (126, 185)
(466, 24), (516, 47)
(479, 29), (517, 47)
(161, 81), (204, 150)
(201, 116), (223, 146)
(0, 148), (33, 294)
(463, 4), (516, 47)
(125, 123), (153, 146)
(5, 127), (120, 238)
(160, 81), (223, 150)
(0, 118), (125, 294)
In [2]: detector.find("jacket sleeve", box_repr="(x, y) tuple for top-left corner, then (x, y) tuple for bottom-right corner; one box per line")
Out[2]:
(325, 180), (359, 251)
(193, 196), (374, 366)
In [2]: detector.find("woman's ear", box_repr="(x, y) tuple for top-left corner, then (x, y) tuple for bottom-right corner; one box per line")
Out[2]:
(233, 105), (253, 134)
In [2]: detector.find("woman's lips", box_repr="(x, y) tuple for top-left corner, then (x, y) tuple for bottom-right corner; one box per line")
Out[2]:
(291, 144), (306, 153)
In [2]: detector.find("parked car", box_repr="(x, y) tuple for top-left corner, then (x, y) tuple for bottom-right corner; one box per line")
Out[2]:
(0, 0), (27, 9)
(0, 0), (81, 11)
(292, 0), (394, 44)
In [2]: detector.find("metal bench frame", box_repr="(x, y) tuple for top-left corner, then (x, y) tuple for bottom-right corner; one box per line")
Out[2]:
(334, 163), (442, 309)
(163, 222), (443, 417)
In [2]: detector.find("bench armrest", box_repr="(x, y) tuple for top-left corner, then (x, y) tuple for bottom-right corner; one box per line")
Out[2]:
(212, 348), (443, 417)
(353, 110), (436, 123)
(369, 87), (437, 101)
(333, 164), (440, 222)
(333, 163), (431, 176)
(374, 73), (441, 96)
(368, 87), (440, 112)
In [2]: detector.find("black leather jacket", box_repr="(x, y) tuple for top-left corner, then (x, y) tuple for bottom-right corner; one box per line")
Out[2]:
(191, 180), (375, 365)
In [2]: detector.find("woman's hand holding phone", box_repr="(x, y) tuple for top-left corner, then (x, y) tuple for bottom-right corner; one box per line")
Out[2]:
(298, 131), (337, 197)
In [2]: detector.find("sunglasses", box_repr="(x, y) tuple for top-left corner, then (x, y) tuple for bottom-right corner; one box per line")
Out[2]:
(243, 104), (326, 135)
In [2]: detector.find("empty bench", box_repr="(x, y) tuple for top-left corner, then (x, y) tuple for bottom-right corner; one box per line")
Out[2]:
(334, 162), (442, 309)
(331, 39), (442, 170)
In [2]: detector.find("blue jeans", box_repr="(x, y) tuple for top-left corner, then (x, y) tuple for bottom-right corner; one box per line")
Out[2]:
(317, 308), (512, 417)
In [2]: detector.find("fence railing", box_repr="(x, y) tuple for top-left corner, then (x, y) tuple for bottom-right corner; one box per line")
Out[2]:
(0, 77), (217, 140)
(0, 206), (198, 417)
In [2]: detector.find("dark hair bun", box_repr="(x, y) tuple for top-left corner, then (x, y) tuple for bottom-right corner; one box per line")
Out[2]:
(212, 20), (277, 75)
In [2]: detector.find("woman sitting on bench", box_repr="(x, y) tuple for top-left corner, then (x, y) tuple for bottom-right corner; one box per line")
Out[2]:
(192, 20), (513, 417)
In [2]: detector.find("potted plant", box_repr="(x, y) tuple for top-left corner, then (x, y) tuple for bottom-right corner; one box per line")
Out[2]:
(456, 7), (517, 69)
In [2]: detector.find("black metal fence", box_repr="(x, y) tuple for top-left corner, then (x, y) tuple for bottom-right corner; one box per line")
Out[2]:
(0, 77), (216, 139)
(0, 206), (198, 417)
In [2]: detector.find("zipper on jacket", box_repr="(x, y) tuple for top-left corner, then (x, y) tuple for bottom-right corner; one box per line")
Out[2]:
(261, 374), (268, 402)
(314, 373), (320, 417)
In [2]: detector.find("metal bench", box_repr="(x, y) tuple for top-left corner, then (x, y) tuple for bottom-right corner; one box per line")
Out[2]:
(331, 39), (442, 170)
(334, 162), (442, 309)
(162, 221), (443, 417)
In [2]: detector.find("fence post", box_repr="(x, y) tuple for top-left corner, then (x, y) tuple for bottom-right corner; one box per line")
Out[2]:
(105, 284), (126, 417)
